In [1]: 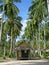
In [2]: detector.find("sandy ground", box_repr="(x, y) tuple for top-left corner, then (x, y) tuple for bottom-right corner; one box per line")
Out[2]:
(0, 59), (49, 65)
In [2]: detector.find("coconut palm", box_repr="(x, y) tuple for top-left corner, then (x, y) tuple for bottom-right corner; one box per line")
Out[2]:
(0, 0), (22, 56)
(7, 16), (22, 55)
(1, 21), (7, 58)
(27, 0), (47, 56)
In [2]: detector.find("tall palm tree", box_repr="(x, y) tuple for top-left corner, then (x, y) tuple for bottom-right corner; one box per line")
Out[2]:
(28, 0), (47, 56)
(7, 16), (22, 55)
(1, 22), (7, 58)
(0, 0), (22, 56)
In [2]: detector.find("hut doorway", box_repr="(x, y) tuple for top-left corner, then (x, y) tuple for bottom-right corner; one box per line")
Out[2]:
(21, 50), (30, 60)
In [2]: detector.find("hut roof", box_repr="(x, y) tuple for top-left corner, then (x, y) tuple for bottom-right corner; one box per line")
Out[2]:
(15, 40), (33, 50)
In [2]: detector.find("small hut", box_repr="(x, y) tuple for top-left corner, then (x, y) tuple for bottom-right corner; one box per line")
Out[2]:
(15, 40), (33, 60)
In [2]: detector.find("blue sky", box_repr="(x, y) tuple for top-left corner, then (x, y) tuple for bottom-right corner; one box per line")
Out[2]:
(15, 0), (32, 20)
(15, 0), (32, 41)
(0, 0), (33, 41)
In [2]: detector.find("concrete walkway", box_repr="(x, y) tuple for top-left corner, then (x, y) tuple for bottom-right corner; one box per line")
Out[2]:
(0, 59), (49, 65)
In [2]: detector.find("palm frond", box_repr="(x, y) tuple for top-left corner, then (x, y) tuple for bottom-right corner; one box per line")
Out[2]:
(13, 4), (19, 14)
(0, 0), (3, 2)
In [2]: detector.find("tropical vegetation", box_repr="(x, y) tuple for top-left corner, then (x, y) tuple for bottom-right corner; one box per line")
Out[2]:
(0, 0), (49, 59)
(23, 0), (49, 58)
(0, 0), (22, 58)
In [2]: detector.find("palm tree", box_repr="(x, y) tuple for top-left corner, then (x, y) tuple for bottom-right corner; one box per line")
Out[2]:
(7, 16), (22, 55)
(0, 0), (22, 57)
(28, 0), (47, 56)
(1, 21), (7, 58)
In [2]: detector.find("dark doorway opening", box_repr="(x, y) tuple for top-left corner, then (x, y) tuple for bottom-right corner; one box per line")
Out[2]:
(21, 50), (30, 60)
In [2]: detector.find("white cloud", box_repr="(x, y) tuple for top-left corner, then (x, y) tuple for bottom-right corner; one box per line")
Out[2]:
(20, 20), (27, 36)
(21, 20), (27, 30)
(16, 20), (27, 42)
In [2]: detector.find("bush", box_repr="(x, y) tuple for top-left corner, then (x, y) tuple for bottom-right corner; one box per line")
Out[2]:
(0, 52), (3, 57)
(9, 52), (16, 58)
(35, 52), (40, 57)
(42, 52), (47, 58)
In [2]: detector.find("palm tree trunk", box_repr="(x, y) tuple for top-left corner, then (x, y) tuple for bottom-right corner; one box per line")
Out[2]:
(0, 0), (6, 56)
(13, 38), (16, 54)
(10, 29), (13, 56)
(0, 21), (2, 54)
(3, 43), (6, 58)
(44, 22), (46, 50)
(3, 0), (6, 58)
(38, 23), (41, 56)
(33, 32), (35, 57)
(47, 0), (49, 14)
(36, 30), (38, 51)
(0, 19), (2, 43)
(43, 14), (46, 51)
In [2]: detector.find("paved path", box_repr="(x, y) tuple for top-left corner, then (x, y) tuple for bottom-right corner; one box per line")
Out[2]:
(0, 59), (49, 65)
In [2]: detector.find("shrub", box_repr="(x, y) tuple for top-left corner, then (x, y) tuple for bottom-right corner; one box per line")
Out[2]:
(42, 52), (47, 58)
(35, 52), (40, 57)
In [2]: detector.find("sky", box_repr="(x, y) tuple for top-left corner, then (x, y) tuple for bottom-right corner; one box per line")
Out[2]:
(0, 0), (33, 41)
(15, 0), (32, 20)
(15, 0), (32, 41)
